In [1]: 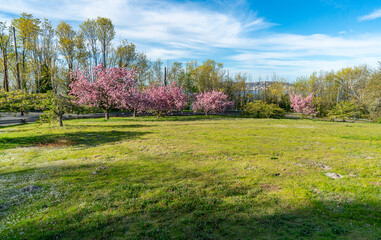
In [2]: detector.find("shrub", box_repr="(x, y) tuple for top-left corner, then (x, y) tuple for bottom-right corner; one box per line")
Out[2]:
(367, 99), (381, 122)
(0, 90), (34, 115)
(243, 101), (285, 118)
(327, 101), (364, 122)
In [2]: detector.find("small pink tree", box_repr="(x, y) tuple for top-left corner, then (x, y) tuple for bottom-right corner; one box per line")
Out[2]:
(120, 87), (148, 118)
(289, 92), (318, 119)
(192, 90), (234, 116)
(144, 82), (187, 117)
(70, 64), (135, 119)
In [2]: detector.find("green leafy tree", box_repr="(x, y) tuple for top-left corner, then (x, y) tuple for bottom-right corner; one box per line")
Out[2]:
(0, 22), (10, 91)
(116, 40), (136, 68)
(364, 64), (381, 121)
(79, 19), (98, 67)
(36, 91), (79, 127)
(56, 21), (76, 87)
(12, 13), (41, 90)
(0, 90), (33, 115)
(75, 32), (89, 69)
(95, 17), (115, 68)
(328, 101), (363, 122)
(35, 18), (55, 93)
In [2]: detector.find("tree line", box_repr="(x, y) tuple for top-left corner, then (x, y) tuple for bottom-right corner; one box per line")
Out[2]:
(0, 13), (380, 122)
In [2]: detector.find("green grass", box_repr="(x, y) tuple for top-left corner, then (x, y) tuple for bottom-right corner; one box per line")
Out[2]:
(0, 116), (380, 239)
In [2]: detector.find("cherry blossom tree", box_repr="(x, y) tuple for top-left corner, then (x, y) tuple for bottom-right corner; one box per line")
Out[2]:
(289, 92), (318, 119)
(192, 90), (234, 116)
(144, 82), (187, 117)
(69, 64), (135, 119)
(120, 87), (148, 118)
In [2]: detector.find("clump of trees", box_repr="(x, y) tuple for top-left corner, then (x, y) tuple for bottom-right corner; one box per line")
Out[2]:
(289, 65), (381, 122)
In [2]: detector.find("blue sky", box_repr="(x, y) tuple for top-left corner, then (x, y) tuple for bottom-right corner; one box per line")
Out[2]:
(1, 0), (381, 80)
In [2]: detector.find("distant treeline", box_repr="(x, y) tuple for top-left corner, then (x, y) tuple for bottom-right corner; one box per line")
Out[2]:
(0, 13), (380, 121)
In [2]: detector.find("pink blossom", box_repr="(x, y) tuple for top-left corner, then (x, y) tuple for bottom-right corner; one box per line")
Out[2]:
(289, 92), (318, 118)
(69, 64), (136, 119)
(192, 90), (234, 116)
(144, 82), (187, 116)
(120, 87), (148, 117)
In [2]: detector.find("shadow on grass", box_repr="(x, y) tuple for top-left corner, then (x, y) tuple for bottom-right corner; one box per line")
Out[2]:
(0, 161), (379, 240)
(107, 115), (242, 122)
(0, 130), (150, 150)
(87, 124), (155, 129)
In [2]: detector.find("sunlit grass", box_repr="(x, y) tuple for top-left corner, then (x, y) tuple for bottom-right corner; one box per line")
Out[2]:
(0, 116), (380, 239)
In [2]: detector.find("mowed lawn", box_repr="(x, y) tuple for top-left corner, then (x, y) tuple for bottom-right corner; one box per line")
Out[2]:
(0, 116), (380, 239)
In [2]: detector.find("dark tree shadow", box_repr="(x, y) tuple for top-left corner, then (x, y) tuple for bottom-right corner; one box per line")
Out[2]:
(0, 162), (379, 239)
(87, 124), (155, 129)
(123, 115), (240, 122)
(0, 130), (150, 150)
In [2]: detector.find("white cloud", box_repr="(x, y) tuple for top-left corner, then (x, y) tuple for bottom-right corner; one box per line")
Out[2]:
(228, 33), (381, 78)
(1, 0), (381, 79)
(359, 8), (381, 21)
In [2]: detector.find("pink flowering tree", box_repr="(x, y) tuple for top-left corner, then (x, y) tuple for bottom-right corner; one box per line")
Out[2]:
(70, 64), (135, 120)
(289, 92), (318, 119)
(144, 82), (187, 117)
(192, 90), (234, 116)
(120, 87), (148, 118)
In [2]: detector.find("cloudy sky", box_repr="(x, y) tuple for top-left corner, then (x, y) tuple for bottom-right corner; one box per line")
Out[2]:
(1, 0), (381, 80)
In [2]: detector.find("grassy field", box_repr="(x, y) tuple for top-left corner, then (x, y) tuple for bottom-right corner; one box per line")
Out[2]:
(0, 116), (380, 239)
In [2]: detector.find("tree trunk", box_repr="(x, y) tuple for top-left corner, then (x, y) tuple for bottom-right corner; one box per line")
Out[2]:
(133, 108), (136, 118)
(205, 112), (208, 116)
(12, 27), (21, 90)
(2, 50), (8, 91)
(103, 42), (106, 68)
(22, 48), (25, 90)
(105, 112), (109, 120)
(59, 114), (63, 127)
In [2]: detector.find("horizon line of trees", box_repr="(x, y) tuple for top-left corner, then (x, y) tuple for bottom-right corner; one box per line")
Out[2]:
(0, 13), (380, 121)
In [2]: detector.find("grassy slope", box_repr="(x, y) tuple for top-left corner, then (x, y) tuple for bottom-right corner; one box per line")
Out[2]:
(0, 116), (380, 239)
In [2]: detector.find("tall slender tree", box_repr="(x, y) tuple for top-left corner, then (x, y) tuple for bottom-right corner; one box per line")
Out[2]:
(79, 19), (98, 68)
(56, 21), (76, 88)
(0, 22), (10, 91)
(95, 17), (115, 68)
(12, 13), (40, 90)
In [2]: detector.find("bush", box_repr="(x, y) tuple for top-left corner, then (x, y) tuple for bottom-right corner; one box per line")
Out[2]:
(243, 101), (285, 118)
(327, 101), (364, 122)
(367, 99), (381, 122)
(0, 90), (34, 114)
